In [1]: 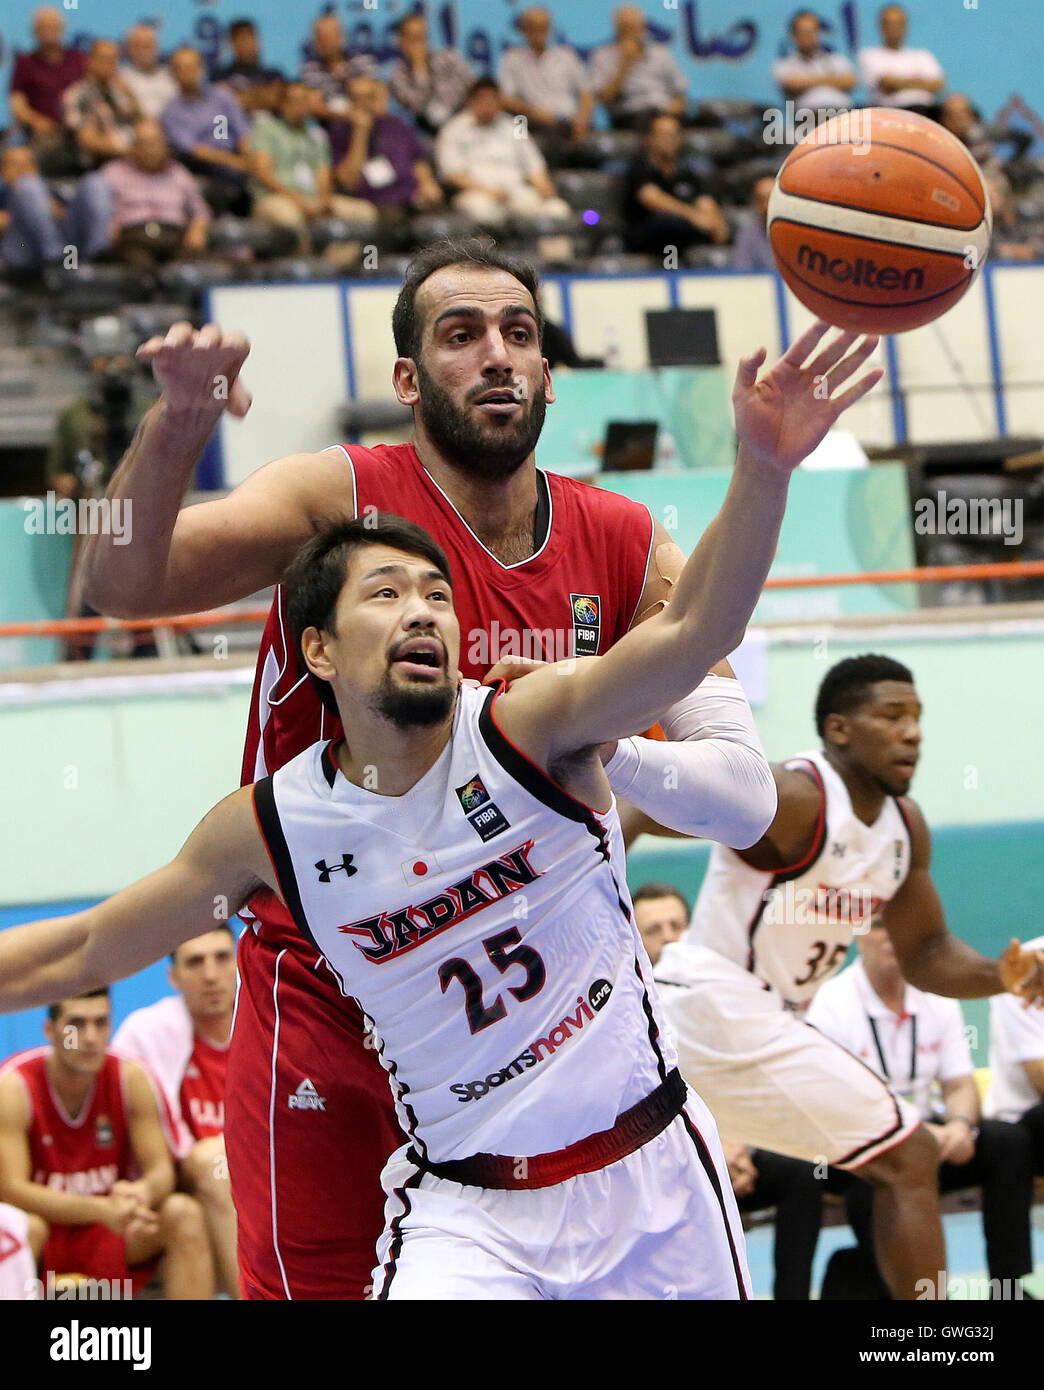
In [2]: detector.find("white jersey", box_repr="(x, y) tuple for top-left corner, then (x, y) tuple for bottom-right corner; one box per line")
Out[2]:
(689, 749), (912, 1008)
(252, 682), (676, 1164)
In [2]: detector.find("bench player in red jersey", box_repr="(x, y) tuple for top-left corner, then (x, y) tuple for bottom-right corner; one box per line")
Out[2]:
(80, 237), (882, 1297)
(0, 988), (213, 1298)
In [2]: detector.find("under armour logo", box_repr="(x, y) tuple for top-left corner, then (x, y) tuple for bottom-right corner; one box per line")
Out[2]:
(315, 853), (358, 882)
(831, 841), (846, 858)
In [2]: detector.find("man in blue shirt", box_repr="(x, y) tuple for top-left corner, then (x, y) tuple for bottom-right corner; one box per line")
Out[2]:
(161, 46), (252, 214)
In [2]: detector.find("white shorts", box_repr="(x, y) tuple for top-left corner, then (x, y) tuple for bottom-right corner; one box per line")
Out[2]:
(0, 1203), (36, 1301)
(371, 1088), (750, 1300)
(655, 944), (920, 1169)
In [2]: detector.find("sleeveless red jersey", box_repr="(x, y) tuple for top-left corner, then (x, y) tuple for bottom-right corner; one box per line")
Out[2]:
(241, 443), (654, 786)
(179, 1035), (227, 1140)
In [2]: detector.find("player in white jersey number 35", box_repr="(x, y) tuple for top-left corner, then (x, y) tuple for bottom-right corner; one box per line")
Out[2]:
(0, 320), (886, 1297)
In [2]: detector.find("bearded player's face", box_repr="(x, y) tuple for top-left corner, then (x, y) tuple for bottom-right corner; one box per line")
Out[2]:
(406, 267), (555, 479)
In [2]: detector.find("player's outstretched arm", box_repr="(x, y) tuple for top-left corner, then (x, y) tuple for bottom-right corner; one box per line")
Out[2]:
(499, 322), (883, 762)
(884, 798), (1044, 1004)
(81, 322), (354, 618)
(0, 788), (272, 1013)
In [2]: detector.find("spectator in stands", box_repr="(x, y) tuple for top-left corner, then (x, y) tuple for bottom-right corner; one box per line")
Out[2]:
(388, 12), (474, 137)
(858, 5), (945, 115)
(986, 933), (1044, 1169)
(300, 14), (375, 123)
(330, 74), (442, 231)
(772, 11), (855, 117)
(622, 113), (729, 259)
(63, 39), (142, 169)
(631, 882), (689, 967)
(0, 988), (214, 1299)
(435, 78), (572, 230)
(120, 24), (177, 120)
(9, 6), (86, 174)
(214, 18), (284, 115)
(249, 80), (375, 263)
(590, 5), (687, 131)
(114, 928), (240, 1298)
(161, 46), (252, 214)
(100, 118), (210, 271)
(732, 175), (777, 272)
(938, 93), (999, 173)
(808, 922), (1035, 1298)
(985, 169), (1044, 262)
(498, 6), (594, 163)
(0, 144), (109, 279)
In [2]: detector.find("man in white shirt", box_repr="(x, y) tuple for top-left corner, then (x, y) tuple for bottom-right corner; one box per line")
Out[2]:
(498, 6), (594, 160)
(858, 5), (945, 113)
(985, 934), (1044, 1168)
(772, 11), (855, 116)
(435, 78), (572, 229)
(809, 923), (1034, 1294)
(119, 24), (177, 120)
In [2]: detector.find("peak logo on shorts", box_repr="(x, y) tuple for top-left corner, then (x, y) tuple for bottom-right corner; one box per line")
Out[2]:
(570, 594), (601, 655)
(456, 775), (509, 842)
(95, 1115), (114, 1147)
(288, 1078), (326, 1111)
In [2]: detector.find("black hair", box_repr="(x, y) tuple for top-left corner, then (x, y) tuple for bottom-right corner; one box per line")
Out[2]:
(632, 881), (691, 918)
(228, 18), (256, 38)
(48, 985), (109, 1023)
(170, 922), (236, 965)
(391, 236), (544, 361)
(283, 514), (454, 717)
(467, 76), (500, 100)
(814, 654), (915, 737)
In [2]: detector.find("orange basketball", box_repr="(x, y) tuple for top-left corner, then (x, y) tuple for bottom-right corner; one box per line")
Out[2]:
(768, 108), (992, 334)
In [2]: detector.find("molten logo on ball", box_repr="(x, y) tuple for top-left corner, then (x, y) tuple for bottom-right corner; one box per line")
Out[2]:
(797, 245), (925, 292)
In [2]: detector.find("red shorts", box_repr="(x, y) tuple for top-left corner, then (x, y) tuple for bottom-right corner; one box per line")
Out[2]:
(227, 924), (404, 1300)
(43, 1223), (158, 1296)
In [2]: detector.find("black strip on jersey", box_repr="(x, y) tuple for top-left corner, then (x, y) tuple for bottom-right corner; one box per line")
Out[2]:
(253, 777), (323, 959)
(321, 741), (338, 789)
(679, 1109), (749, 1300)
(633, 956), (669, 1083)
(769, 759), (828, 884)
(375, 1167), (425, 1300)
(534, 469), (551, 551)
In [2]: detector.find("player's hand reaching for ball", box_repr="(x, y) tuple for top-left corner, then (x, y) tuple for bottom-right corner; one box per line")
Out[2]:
(137, 321), (252, 420)
(733, 319), (883, 474)
(999, 938), (1044, 1007)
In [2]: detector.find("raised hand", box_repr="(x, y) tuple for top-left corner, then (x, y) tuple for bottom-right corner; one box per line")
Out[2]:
(137, 321), (252, 420)
(999, 938), (1044, 1007)
(733, 320), (883, 475)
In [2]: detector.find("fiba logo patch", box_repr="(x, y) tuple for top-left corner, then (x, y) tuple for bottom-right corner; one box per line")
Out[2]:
(455, 775), (510, 843)
(95, 1115), (114, 1147)
(570, 594), (601, 656)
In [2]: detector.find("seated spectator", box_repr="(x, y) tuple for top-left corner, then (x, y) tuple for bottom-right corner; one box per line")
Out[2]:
(858, 5), (945, 115)
(986, 933), (1044, 1167)
(387, 11), (474, 137)
(732, 175), (777, 272)
(214, 18), (284, 115)
(0, 988), (213, 1299)
(249, 81), (376, 262)
(589, 5), (687, 131)
(120, 23), (177, 120)
(100, 118), (210, 271)
(632, 881), (689, 967)
(985, 169), (1044, 262)
(63, 38), (142, 169)
(622, 113), (729, 258)
(9, 6), (86, 175)
(808, 923), (1034, 1298)
(938, 93), (999, 173)
(114, 928), (240, 1298)
(330, 74), (442, 229)
(161, 46), (252, 215)
(772, 11), (855, 116)
(435, 78), (572, 229)
(0, 144), (110, 278)
(300, 14), (375, 123)
(498, 6), (594, 163)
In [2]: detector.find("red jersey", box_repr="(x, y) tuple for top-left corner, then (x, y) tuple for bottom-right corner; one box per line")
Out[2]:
(179, 1035), (227, 1141)
(241, 443), (654, 785)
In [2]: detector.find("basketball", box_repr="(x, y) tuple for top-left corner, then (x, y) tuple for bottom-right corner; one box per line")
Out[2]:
(768, 107), (992, 334)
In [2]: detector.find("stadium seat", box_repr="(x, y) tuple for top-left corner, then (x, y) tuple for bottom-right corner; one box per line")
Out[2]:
(207, 216), (297, 260)
(408, 211), (476, 247)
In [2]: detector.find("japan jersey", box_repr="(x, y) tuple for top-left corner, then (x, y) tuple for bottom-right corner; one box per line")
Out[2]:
(690, 749), (913, 1008)
(250, 682), (677, 1163)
